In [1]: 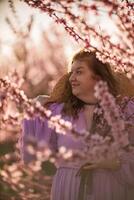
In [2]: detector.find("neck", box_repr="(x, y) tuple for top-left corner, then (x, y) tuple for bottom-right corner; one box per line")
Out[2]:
(80, 93), (97, 104)
(82, 97), (98, 106)
(83, 102), (98, 111)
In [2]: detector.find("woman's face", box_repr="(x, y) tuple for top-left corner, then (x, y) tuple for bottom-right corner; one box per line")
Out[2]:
(69, 60), (100, 103)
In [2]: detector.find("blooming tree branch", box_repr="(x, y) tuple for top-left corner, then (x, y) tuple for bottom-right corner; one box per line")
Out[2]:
(22, 0), (134, 77)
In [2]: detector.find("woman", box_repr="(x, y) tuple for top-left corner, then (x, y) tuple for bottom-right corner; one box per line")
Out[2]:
(20, 50), (134, 200)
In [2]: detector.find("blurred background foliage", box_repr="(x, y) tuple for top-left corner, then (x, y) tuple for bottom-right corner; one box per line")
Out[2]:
(0, 0), (78, 99)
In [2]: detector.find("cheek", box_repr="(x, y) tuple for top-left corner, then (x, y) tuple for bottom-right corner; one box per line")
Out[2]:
(83, 77), (97, 91)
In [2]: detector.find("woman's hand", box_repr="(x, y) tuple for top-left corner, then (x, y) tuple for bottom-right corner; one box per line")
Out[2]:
(83, 158), (121, 170)
(76, 158), (121, 176)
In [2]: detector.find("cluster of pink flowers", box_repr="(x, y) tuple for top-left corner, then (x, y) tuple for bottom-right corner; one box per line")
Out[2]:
(23, 0), (134, 77)
(94, 81), (129, 148)
(60, 81), (133, 164)
(0, 75), (85, 141)
(1, 58), (133, 171)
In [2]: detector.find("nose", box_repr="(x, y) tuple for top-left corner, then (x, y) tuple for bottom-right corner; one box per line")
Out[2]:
(69, 72), (76, 83)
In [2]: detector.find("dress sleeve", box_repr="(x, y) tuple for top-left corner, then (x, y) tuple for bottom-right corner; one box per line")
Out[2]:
(112, 99), (134, 187)
(20, 118), (37, 163)
(19, 103), (61, 164)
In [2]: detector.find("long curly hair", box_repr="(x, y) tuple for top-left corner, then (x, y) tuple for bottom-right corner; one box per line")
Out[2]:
(44, 50), (123, 115)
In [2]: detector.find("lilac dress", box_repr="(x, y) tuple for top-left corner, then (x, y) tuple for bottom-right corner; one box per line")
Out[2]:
(20, 100), (134, 200)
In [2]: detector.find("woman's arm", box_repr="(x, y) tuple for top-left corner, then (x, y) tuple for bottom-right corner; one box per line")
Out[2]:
(20, 118), (37, 164)
(19, 103), (61, 164)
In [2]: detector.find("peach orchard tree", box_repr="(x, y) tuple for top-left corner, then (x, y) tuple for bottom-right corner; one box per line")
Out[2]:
(0, 0), (134, 199)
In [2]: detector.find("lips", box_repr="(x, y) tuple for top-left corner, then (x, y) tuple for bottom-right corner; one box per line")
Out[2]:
(71, 84), (80, 87)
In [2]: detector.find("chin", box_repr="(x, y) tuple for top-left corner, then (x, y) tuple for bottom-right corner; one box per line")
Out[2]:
(72, 89), (78, 94)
